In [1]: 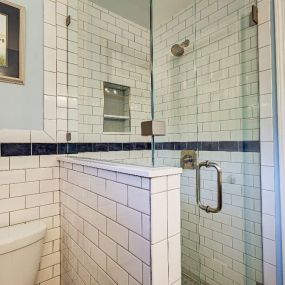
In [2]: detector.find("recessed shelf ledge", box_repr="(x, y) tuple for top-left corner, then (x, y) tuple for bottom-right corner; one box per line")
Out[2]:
(58, 156), (182, 178)
(104, 115), (130, 120)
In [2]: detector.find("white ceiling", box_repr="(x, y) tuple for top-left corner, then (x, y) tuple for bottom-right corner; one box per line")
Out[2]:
(93, 0), (191, 28)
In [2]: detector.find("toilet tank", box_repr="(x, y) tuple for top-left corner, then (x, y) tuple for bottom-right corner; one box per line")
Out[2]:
(0, 222), (47, 285)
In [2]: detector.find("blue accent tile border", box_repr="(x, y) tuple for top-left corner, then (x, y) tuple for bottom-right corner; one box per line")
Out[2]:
(32, 143), (58, 156)
(0, 141), (260, 157)
(1, 143), (31, 156)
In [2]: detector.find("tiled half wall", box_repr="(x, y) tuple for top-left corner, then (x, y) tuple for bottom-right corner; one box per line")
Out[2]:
(59, 157), (182, 285)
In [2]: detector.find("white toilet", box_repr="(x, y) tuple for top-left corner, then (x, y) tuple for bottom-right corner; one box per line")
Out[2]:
(0, 221), (47, 285)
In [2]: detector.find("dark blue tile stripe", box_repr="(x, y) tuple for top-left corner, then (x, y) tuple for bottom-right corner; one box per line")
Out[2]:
(32, 143), (58, 155)
(1, 143), (31, 156)
(157, 141), (260, 152)
(0, 141), (260, 156)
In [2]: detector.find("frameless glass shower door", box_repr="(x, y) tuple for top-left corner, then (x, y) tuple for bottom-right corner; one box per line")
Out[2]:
(152, 0), (263, 284)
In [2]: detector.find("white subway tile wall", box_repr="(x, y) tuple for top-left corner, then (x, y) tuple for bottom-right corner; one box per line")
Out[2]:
(155, 150), (262, 285)
(60, 159), (181, 285)
(66, 0), (152, 143)
(257, 0), (277, 284)
(76, 150), (152, 167)
(0, 156), (60, 285)
(153, 0), (259, 143)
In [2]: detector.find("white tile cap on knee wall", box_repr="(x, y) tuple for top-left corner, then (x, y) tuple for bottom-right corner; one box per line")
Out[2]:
(0, 221), (47, 255)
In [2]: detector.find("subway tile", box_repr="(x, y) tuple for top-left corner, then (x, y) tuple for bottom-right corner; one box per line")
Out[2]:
(97, 267), (116, 285)
(129, 231), (150, 265)
(263, 237), (276, 265)
(0, 197), (25, 214)
(0, 213), (9, 227)
(117, 204), (141, 234)
(10, 181), (40, 197)
(168, 234), (181, 284)
(167, 174), (180, 190)
(151, 240), (168, 285)
(78, 202), (107, 234)
(117, 173), (142, 188)
(44, 0), (56, 25)
(40, 203), (60, 218)
(262, 190), (275, 216)
(106, 257), (128, 285)
(40, 179), (59, 193)
(40, 155), (59, 168)
(40, 252), (60, 270)
(168, 189), (180, 237)
(68, 169), (91, 190)
(0, 170), (26, 185)
(10, 207), (39, 225)
(26, 192), (54, 208)
(118, 246), (143, 283)
(0, 185), (9, 199)
(10, 156), (39, 170)
(151, 176), (167, 194)
(262, 214), (275, 241)
(0, 157), (9, 171)
(107, 218), (128, 249)
(26, 168), (53, 182)
(105, 180), (127, 204)
(151, 192), (167, 244)
(35, 268), (53, 284)
(128, 186), (150, 214)
(84, 221), (99, 246)
(98, 196), (116, 220)
(142, 214), (150, 241)
(91, 244), (107, 271)
(263, 262), (276, 285)
(98, 169), (116, 181)
(99, 232), (117, 260)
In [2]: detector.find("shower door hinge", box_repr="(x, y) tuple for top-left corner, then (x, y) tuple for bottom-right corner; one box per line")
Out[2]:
(66, 132), (71, 142)
(250, 5), (258, 26)
(66, 15), (71, 27)
(141, 121), (166, 136)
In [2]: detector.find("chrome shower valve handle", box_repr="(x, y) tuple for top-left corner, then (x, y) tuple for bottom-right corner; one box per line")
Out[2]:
(196, 161), (223, 214)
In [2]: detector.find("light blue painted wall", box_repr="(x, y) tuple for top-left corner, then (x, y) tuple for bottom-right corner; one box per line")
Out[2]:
(0, 0), (43, 130)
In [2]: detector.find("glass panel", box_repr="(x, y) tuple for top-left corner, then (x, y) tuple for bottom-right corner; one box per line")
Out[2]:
(152, 1), (202, 284)
(195, 1), (263, 284)
(67, 0), (152, 166)
(153, 0), (263, 284)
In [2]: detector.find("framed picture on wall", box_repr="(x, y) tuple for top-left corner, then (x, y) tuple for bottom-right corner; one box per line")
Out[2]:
(0, 0), (25, 84)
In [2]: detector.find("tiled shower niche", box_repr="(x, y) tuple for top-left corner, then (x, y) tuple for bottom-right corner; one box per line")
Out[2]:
(103, 82), (131, 133)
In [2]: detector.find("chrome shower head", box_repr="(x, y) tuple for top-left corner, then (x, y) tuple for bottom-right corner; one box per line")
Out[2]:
(171, 39), (190, 57)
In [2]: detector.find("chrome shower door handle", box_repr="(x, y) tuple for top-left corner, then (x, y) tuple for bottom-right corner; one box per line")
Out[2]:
(196, 161), (222, 213)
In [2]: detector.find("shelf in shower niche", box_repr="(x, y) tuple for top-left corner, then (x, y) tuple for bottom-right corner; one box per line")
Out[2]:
(104, 92), (126, 98)
(104, 115), (130, 120)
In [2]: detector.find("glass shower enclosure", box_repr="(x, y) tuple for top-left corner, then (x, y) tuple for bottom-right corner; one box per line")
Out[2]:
(153, 1), (262, 284)
(67, 0), (263, 284)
